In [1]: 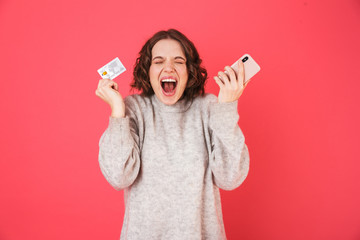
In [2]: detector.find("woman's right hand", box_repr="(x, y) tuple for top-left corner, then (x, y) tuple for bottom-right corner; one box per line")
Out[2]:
(95, 79), (125, 118)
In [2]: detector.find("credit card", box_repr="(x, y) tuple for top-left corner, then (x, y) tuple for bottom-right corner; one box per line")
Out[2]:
(97, 57), (126, 80)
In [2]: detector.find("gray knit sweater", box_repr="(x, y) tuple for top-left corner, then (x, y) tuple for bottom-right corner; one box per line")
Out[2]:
(98, 93), (249, 240)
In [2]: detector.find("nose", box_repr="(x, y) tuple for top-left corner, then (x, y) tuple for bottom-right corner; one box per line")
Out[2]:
(163, 60), (175, 72)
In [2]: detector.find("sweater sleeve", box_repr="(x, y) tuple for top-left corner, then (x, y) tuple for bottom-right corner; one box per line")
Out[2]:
(98, 105), (141, 191)
(208, 100), (250, 191)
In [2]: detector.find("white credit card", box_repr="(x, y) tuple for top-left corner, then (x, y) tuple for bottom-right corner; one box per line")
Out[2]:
(97, 57), (126, 80)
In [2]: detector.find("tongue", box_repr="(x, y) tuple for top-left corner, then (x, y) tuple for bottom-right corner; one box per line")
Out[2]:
(164, 82), (175, 93)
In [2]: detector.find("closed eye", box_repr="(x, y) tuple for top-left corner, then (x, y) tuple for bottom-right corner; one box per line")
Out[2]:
(174, 56), (186, 64)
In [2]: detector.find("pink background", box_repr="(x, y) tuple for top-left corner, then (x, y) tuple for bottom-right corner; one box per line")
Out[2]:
(1, 0), (360, 239)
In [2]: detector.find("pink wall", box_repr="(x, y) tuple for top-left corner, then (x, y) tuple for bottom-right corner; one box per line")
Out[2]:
(1, 0), (359, 239)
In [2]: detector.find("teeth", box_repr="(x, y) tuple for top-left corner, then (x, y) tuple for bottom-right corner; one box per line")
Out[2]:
(161, 79), (176, 82)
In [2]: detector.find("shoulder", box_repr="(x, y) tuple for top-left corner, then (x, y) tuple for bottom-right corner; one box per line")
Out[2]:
(192, 93), (218, 108)
(203, 93), (218, 103)
(124, 94), (146, 104)
(123, 94), (153, 120)
(124, 94), (152, 109)
(188, 94), (218, 118)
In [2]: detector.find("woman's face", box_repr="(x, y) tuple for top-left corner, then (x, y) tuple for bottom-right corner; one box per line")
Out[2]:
(149, 39), (188, 105)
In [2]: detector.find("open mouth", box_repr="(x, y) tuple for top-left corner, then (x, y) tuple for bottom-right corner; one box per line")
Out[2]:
(161, 78), (177, 96)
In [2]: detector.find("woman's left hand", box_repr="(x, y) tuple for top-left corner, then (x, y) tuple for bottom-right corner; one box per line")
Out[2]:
(214, 60), (248, 103)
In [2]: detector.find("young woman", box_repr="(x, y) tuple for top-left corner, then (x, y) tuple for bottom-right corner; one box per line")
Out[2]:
(95, 29), (250, 240)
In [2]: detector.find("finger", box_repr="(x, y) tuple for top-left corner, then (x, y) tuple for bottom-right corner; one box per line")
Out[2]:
(107, 81), (119, 91)
(218, 71), (230, 87)
(97, 82), (112, 99)
(103, 79), (116, 90)
(224, 66), (237, 88)
(238, 60), (245, 87)
(217, 75), (224, 85)
(100, 78), (112, 88)
(214, 76), (225, 88)
(112, 81), (119, 91)
(98, 79), (105, 89)
(95, 88), (106, 101)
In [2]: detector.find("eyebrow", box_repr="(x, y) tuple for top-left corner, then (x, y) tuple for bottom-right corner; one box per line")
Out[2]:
(152, 56), (186, 61)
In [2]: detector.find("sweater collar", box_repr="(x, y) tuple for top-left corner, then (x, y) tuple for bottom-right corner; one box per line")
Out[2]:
(151, 94), (193, 113)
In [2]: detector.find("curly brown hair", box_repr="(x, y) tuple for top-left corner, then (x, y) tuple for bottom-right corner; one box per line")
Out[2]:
(131, 29), (207, 101)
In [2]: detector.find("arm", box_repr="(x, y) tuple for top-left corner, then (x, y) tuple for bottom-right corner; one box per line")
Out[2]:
(96, 79), (140, 190)
(98, 112), (141, 191)
(209, 100), (249, 190)
(210, 60), (250, 190)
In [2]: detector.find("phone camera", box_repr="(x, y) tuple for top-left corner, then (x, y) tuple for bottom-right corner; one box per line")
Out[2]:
(242, 56), (249, 63)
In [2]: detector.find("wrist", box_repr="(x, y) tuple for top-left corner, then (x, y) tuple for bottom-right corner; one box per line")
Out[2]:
(111, 104), (125, 118)
(111, 111), (125, 118)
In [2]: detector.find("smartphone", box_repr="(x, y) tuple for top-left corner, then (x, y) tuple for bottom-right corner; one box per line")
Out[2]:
(230, 54), (260, 83)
